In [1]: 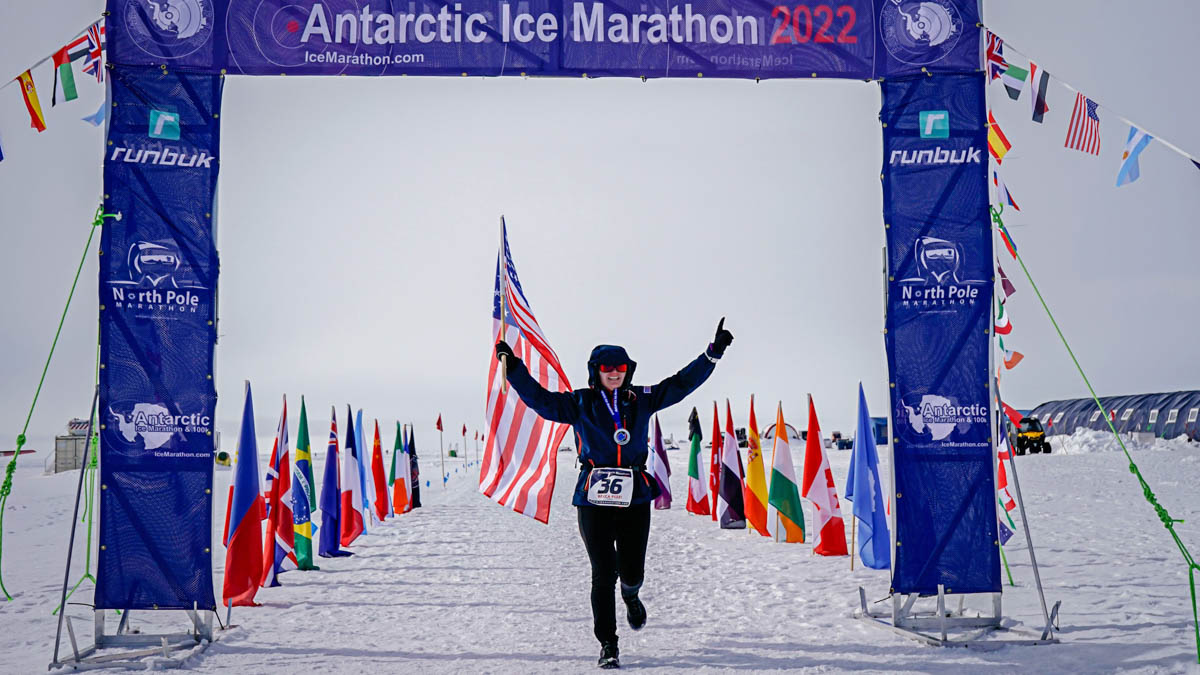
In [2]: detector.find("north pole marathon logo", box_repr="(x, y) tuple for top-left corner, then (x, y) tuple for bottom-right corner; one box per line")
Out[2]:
(123, 0), (215, 59)
(897, 236), (984, 310)
(879, 0), (962, 66)
(897, 392), (986, 442)
(108, 401), (211, 451)
(108, 241), (208, 313)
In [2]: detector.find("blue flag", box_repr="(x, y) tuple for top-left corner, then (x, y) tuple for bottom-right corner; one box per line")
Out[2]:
(998, 518), (1014, 546)
(318, 406), (351, 558)
(848, 383), (891, 570)
(81, 101), (106, 127)
(354, 408), (370, 535)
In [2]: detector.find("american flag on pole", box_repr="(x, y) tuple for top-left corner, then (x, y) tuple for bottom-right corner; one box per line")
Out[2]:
(985, 31), (1007, 81)
(82, 22), (105, 83)
(479, 218), (572, 523)
(1064, 92), (1101, 155)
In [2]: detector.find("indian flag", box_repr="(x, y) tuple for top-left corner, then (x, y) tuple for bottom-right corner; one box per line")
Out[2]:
(766, 403), (805, 543)
(742, 396), (770, 536)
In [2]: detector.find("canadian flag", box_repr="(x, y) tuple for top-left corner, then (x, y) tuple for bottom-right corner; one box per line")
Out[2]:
(800, 395), (848, 556)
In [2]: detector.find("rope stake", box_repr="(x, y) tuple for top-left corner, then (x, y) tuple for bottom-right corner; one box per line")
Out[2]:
(0, 206), (118, 601)
(992, 205), (1198, 662)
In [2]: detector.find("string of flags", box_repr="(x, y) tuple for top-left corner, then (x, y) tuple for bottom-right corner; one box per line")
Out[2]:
(985, 29), (1200, 188)
(2, 19), (105, 163)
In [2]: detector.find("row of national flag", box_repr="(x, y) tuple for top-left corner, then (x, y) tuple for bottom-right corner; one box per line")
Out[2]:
(678, 390), (890, 569)
(223, 384), (445, 607)
(986, 29), (1198, 190)
(3, 20), (106, 162)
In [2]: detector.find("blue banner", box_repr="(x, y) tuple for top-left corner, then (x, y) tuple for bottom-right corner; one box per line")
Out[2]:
(881, 72), (998, 596)
(96, 66), (223, 611)
(106, 0), (979, 79)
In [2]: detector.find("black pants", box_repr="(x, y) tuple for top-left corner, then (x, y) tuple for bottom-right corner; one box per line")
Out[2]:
(577, 503), (652, 645)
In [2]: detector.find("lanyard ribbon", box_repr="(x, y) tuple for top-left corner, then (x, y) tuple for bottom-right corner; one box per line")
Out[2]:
(601, 390), (623, 431)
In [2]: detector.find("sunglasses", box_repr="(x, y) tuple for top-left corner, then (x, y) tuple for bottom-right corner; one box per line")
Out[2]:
(599, 364), (628, 374)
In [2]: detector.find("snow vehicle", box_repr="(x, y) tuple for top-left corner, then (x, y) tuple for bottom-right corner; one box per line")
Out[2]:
(1015, 417), (1052, 455)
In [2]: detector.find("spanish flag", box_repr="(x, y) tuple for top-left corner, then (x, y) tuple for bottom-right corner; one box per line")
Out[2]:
(987, 110), (1010, 164)
(742, 395), (770, 537)
(18, 70), (46, 132)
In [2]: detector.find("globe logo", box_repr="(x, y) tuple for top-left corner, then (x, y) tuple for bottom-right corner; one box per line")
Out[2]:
(122, 0), (215, 59)
(879, 0), (963, 66)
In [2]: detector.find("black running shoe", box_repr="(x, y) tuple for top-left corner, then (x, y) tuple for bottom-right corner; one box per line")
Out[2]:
(598, 641), (620, 669)
(623, 593), (647, 631)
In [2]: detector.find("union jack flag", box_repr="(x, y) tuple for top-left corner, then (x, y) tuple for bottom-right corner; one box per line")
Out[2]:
(82, 23), (105, 83)
(479, 219), (572, 523)
(985, 31), (1007, 81)
(1064, 92), (1101, 156)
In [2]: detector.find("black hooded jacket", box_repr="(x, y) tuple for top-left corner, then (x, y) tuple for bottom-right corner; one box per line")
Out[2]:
(505, 343), (718, 506)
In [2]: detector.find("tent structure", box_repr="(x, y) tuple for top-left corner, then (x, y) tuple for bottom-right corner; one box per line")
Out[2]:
(1029, 391), (1200, 441)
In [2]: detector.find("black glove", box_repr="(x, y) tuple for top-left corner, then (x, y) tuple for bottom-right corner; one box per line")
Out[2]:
(711, 317), (734, 358)
(495, 339), (516, 363)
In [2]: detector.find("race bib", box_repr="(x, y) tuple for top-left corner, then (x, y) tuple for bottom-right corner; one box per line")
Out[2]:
(586, 468), (633, 507)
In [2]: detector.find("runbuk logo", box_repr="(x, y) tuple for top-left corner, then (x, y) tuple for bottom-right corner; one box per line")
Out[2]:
(889, 146), (980, 166)
(109, 145), (216, 168)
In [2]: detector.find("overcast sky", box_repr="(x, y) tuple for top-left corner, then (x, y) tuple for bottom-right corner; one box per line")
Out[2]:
(3, 2), (1199, 458)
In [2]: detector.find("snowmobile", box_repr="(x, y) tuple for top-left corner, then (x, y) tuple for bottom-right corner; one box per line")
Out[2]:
(1014, 417), (1052, 455)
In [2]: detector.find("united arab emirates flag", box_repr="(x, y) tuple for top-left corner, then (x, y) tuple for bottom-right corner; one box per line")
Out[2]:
(1001, 63), (1027, 101)
(51, 47), (78, 105)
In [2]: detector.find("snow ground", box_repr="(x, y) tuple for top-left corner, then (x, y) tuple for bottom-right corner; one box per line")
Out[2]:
(2, 438), (1200, 673)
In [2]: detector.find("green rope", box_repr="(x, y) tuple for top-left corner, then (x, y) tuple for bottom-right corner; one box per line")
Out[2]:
(992, 205), (1199, 662)
(0, 205), (117, 601)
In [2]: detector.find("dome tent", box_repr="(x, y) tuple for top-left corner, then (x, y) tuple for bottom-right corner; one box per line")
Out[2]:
(1028, 390), (1200, 441)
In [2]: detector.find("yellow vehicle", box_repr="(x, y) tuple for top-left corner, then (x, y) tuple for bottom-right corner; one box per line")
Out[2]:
(1015, 417), (1052, 455)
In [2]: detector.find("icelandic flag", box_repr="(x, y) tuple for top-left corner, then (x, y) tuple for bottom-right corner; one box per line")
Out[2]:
(845, 384), (890, 569)
(291, 396), (319, 569)
(340, 406), (365, 547)
(318, 407), (351, 558)
(355, 409), (372, 532)
(262, 395), (297, 587)
(222, 382), (264, 607)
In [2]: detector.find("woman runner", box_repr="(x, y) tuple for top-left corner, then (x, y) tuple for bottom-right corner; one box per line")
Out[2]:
(495, 319), (734, 669)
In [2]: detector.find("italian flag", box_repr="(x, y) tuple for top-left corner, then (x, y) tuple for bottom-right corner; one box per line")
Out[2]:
(742, 395), (770, 536)
(391, 423), (412, 514)
(685, 411), (710, 516)
(800, 395), (848, 556)
(994, 303), (1013, 335)
(766, 403), (805, 543)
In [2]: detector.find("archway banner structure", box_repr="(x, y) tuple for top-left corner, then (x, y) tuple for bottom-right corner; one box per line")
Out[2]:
(97, 0), (990, 613)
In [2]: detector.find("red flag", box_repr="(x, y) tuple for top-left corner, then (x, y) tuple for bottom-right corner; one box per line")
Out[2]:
(799, 395), (848, 556)
(1002, 401), (1023, 427)
(261, 396), (297, 587)
(339, 407), (365, 547)
(223, 382), (263, 607)
(370, 421), (389, 522)
(709, 401), (721, 521)
(436, 414), (443, 432)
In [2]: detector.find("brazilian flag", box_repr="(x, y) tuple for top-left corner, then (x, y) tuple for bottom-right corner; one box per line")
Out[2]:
(291, 396), (319, 570)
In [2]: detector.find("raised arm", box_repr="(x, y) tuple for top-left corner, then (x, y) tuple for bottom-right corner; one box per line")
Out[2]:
(646, 319), (734, 413)
(498, 341), (580, 424)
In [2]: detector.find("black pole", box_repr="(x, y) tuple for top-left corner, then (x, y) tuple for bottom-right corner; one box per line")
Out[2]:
(52, 385), (100, 667)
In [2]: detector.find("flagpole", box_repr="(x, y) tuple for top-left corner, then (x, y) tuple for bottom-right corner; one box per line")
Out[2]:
(439, 427), (446, 488)
(498, 216), (509, 393)
(850, 518), (856, 571)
